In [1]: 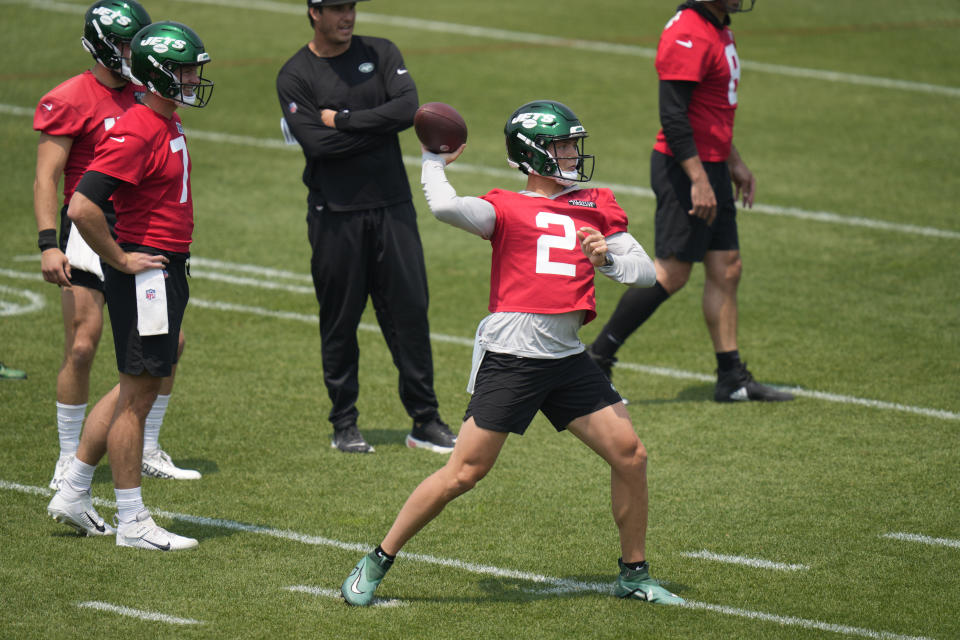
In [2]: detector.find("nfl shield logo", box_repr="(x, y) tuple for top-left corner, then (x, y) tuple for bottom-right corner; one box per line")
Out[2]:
(289, 101), (298, 114)
(145, 289), (157, 300)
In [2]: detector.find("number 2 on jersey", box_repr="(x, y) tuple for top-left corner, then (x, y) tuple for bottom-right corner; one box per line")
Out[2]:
(535, 212), (576, 276)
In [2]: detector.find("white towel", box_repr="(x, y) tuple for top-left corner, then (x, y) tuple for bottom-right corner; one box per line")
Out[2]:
(135, 269), (168, 336)
(64, 228), (103, 280)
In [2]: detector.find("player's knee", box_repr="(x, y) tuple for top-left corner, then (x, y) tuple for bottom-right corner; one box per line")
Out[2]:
(66, 336), (99, 369)
(630, 440), (648, 470)
(658, 264), (691, 294)
(449, 464), (488, 496)
(726, 256), (743, 284)
(616, 438), (647, 476)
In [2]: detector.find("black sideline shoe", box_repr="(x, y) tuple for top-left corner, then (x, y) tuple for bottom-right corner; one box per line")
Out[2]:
(332, 424), (375, 453)
(406, 416), (456, 454)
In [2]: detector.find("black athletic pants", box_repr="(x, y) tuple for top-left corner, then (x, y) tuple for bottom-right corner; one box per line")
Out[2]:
(306, 196), (439, 430)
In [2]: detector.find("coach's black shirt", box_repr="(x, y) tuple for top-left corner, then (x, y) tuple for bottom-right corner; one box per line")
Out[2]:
(277, 36), (419, 211)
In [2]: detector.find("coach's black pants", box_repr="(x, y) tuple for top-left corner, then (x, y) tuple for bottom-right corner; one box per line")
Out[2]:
(306, 197), (439, 430)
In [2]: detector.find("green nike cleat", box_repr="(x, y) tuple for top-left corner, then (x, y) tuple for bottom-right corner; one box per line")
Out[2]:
(341, 551), (393, 606)
(614, 559), (684, 605)
(0, 362), (27, 380)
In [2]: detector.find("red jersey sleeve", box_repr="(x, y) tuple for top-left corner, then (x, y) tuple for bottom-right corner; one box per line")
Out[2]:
(33, 95), (85, 138)
(87, 130), (151, 186)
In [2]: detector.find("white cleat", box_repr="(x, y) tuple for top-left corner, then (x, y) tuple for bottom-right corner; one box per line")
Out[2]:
(141, 448), (201, 480)
(49, 454), (75, 491)
(116, 510), (198, 551)
(47, 489), (114, 536)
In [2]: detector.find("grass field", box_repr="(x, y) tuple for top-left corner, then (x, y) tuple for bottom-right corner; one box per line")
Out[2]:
(2, 0), (959, 638)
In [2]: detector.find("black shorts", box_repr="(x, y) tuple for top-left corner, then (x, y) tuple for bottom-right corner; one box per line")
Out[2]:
(651, 149), (739, 262)
(464, 351), (622, 435)
(68, 268), (105, 293)
(59, 203), (117, 293)
(103, 247), (188, 378)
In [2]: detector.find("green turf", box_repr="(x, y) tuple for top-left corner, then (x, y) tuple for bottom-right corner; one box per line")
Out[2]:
(1, 1), (958, 638)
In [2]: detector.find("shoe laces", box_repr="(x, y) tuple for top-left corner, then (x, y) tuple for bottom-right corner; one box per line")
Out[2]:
(718, 361), (754, 384)
(415, 417), (453, 437)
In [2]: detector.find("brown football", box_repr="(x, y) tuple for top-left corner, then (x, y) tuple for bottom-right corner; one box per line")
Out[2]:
(414, 102), (468, 153)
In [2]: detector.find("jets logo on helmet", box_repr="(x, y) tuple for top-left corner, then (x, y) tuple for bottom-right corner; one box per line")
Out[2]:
(91, 7), (133, 27)
(82, 0), (152, 82)
(131, 21), (214, 108)
(504, 100), (594, 187)
(140, 36), (188, 54)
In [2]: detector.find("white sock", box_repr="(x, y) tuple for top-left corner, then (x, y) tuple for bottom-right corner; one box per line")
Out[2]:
(142, 394), (170, 453)
(56, 402), (86, 458)
(60, 458), (96, 501)
(115, 486), (145, 525)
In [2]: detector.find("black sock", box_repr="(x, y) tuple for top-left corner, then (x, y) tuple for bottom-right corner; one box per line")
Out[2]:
(621, 558), (648, 572)
(374, 545), (396, 563)
(591, 282), (670, 359)
(716, 350), (741, 372)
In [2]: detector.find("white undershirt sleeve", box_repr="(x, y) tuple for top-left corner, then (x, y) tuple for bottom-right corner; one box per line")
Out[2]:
(597, 232), (657, 287)
(421, 152), (496, 239)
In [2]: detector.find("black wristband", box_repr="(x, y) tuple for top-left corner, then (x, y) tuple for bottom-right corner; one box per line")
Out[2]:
(38, 228), (58, 252)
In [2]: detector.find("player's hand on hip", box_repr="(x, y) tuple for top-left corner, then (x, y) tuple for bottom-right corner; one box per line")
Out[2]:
(41, 248), (72, 287)
(119, 251), (169, 274)
(577, 227), (608, 267)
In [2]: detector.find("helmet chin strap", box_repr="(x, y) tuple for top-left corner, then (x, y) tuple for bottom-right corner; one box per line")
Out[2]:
(547, 148), (579, 186)
(121, 59), (141, 84)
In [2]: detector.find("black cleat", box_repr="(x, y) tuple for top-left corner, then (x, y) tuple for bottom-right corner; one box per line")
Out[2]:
(714, 362), (794, 403)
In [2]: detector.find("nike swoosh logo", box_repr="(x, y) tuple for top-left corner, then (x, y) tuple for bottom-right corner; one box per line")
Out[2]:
(144, 538), (172, 551)
(350, 567), (365, 594)
(675, 39), (693, 48)
(84, 512), (106, 533)
(396, 69), (408, 75)
(730, 386), (749, 401)
(42, 103), (53, 111)
(109, 136), (125, 143)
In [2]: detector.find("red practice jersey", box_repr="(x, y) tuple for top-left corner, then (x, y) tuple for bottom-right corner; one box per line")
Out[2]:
(87, 104), (194, 253)
(652, 7), (740, 162)
(33, 70), (141, 204)
(481, 188), (628, 325)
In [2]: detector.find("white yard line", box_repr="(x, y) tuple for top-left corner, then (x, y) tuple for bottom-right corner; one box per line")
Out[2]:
(881, 532), (960, 549)
(185, 297), (960, 422)
(13, 0), (956, 98)
(285, 585), (407, 607)
(77, 601), (203, 625)
(680, 550), (809, 572)
(2, 103), (957, 241)
(2, 257), (957, 421)
(3, 480), (935, 640)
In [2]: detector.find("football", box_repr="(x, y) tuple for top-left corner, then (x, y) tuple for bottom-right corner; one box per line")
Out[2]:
(414, 102), (468, 153)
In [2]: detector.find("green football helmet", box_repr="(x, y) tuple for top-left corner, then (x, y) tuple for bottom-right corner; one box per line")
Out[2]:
(504, 100), (594, 186)
(696, 0), (755, 13)
(131, 21), (214, 108)
(81, 0), (152, 81)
